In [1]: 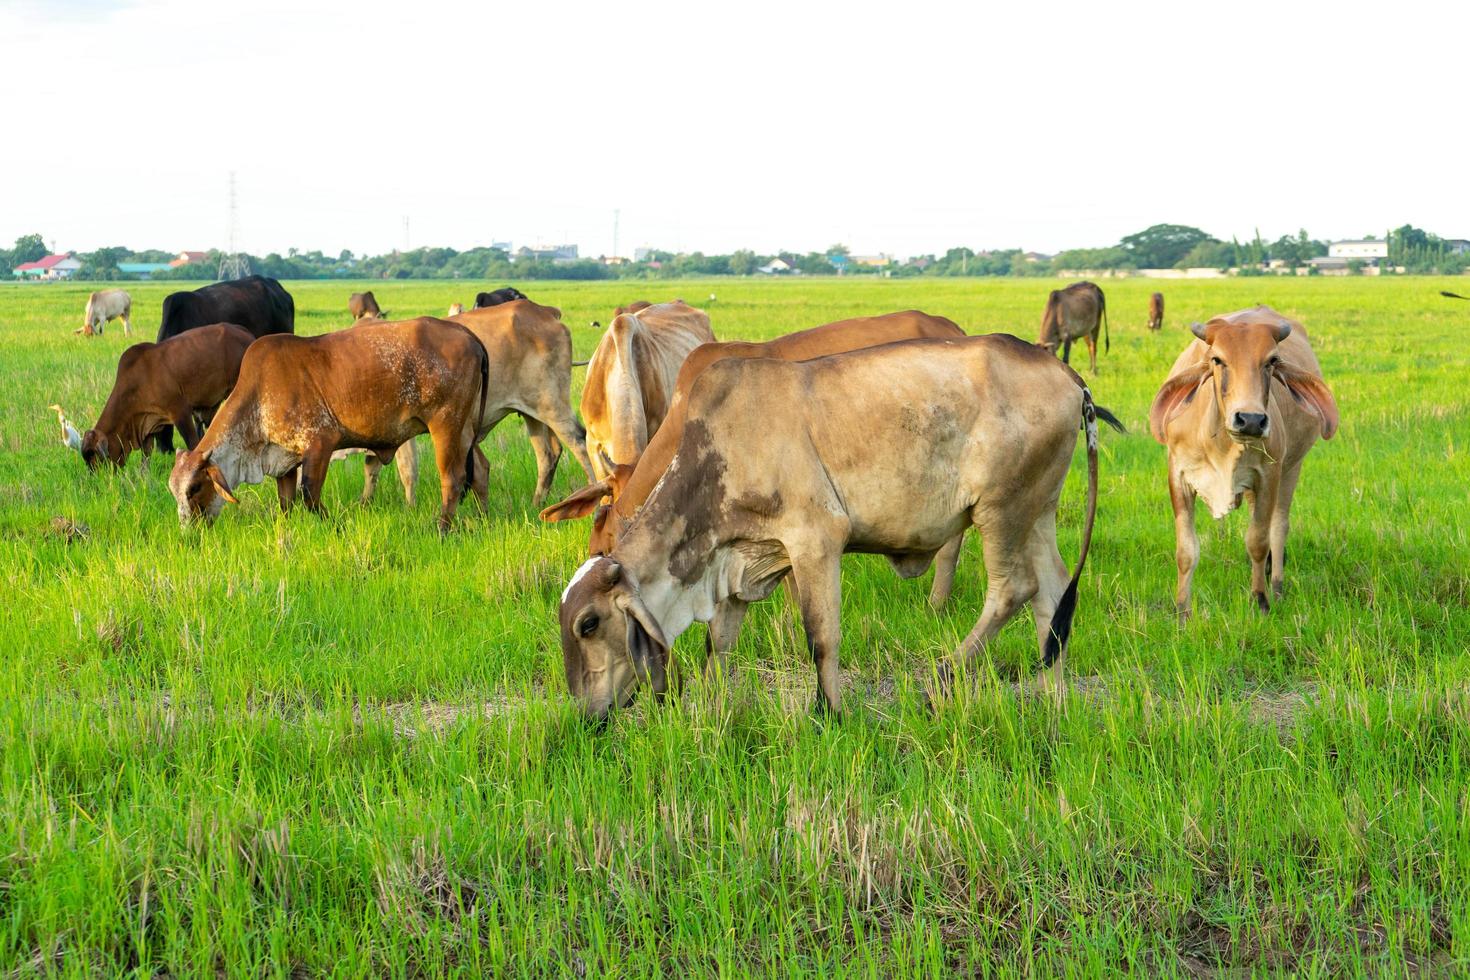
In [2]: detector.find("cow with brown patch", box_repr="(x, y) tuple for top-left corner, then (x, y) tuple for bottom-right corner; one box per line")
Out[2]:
(168, 317), (488, 532)
(77, 323), (255, 470)
(557, 335), (1123, 723)
(580, 301), (714, 480)
(543, 310), (970, 608)
(1038, 281), (1109, 371)
(1149, 305), (1338, 619)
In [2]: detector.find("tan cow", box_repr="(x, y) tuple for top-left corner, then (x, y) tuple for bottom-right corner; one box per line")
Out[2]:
(348, 291), (384, 321)
(1149, 305), (1338, 619)
(542, 310), (969, 607)
(168, 317), (488, 531)
(79, 323), (254, 468)
(556, 335), (1122, 722)
(1148, 292), (1164, 331)
(80, 289), (132, 336)
(447, 299), (597, 506)
(1038, 281), (1108, 372)
(580, 301), (714, 479)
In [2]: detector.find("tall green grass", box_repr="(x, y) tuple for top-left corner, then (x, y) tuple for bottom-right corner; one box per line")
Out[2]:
(2, 277), (1467, 975)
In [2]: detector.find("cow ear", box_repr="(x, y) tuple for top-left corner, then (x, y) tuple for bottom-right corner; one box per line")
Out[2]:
(205, 462), (238, 503)
(1148, 367), (1209, 444)
(1278, 369), (1339, 439)
(605, 462), (636, 499)
(539, 480), (614, 522)
(620, 590), (669, 697)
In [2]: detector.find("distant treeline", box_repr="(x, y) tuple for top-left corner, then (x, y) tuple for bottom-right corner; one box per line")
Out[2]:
(5, 223), (1466, 281)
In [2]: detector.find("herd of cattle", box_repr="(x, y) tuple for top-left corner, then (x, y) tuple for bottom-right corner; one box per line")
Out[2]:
(56, 276), (1338, 720)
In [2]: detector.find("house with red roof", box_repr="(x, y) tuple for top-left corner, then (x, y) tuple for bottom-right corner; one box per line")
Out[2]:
(12, 253), (81, 280)
(170, 250), (210, 268)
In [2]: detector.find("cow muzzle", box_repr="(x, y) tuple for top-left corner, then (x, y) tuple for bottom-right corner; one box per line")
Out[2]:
(1229, 411), (1270, 439)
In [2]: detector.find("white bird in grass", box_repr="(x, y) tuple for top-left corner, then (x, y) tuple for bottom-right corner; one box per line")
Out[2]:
(48, 404), (82, 451)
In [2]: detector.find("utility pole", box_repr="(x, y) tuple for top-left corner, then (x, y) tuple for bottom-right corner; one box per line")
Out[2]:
(403, 216), (411, 252)
(613, 208), (620, 259)
(218, 171), (250, 280)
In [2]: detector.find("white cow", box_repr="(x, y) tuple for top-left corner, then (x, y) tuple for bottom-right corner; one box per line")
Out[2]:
(80, 290), (132, 337)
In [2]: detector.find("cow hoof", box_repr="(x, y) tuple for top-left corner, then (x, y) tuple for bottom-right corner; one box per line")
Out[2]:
(1253, 591), (1270, 614)
(1174, 603), (1192, 625)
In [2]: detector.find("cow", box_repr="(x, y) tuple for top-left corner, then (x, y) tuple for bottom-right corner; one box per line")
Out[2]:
(328, 444), (419, 507)
(79, 290), (131, 337)
(1148, 291), (1165, 331)
(542, 310), (969, 607)
(445, 299), (597, 506)
(1038, 281), (1108, 372)
(154, 276), (295, 454)
(77, 323), (254, 470)
(473, 287), (527, 309)
(1148, 305), (1338, 620)
(555, 334), (1123, 722)
(348, 291), (384, 321)
(580, 301), (715, 480)
(447, 303), (465, 316)
(168, 317), (488, 532)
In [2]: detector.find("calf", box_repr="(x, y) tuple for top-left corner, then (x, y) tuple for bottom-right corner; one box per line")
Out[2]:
(543, 310), (968, 607)
(580, 301), (714, 479)
(556, 335), (1119, 722)
(79, 323), (254, 469)
(348, 291), (384, 320)
(1148, 291), (1164, 331)
(169, 317), (488, 531)
(1149, 305), (1338, 619)
(447, 299), (597, 506)
(1038, 281), (1108, 372)
(80, 289), (132, 336)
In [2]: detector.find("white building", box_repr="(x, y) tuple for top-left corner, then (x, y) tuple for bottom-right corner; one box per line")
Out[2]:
(1327, 240), (1388, 259)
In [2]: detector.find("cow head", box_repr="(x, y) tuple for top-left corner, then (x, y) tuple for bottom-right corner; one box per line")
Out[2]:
(447, 303), (464, 316)
(79, 429), (123, 470)
(558, 557), (668, 722)
(168, 449), (238, 525)
(539, 463), (635, 556)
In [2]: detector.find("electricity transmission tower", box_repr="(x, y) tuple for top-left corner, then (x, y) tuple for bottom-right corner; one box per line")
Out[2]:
(217, 172), (251, 280)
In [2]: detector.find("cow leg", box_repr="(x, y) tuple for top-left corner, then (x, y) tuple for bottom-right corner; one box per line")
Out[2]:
(790, 550), (844, 715)
(932, 525), (1036, 699)
(928, 531), (964, 610)
(542, 410), (596, 484)
(1025, 514), (1073, 698)
(1270, 459), (1304, 598)
(1085, 333), (1098, 373)
(523, 416), (563, 508)
(276, 466), (299, 513)
(153, 426), (175, 455)
(395, 440), (418, 508)
(704, 598), (749, 682)
(362, 454), (384, 504)
(428, 421), (471, 532)
(1170, 467), (1199, 622)
(121, 312), (132, 336)
(298, 445), (333, 515)
(1246, 477), (1279, 613)
(174, 412), (202, 451)
(1061, 338), (1073, 364)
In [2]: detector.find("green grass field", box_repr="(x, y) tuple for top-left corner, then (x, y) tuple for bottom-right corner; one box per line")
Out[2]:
(2, 276), (1467, 976)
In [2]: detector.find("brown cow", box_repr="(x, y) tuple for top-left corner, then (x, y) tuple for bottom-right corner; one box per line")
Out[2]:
(168, 317), (488, 531)
(443, 300), (596, 505)
(556, 335), (1122, 722)
(581, 301), (714, 479)
(1038, 281), (1109, 371)
(1148, 291), (1164, 331)
(1149, 305), (1338, 620)
(542, 310), (969, 607)
(348, 291), (383, 321)
(78, 323), (254, 469)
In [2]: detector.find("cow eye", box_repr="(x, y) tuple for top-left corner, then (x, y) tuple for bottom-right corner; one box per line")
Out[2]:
(577, 614), (600, 637)
(1265, 357), (1279, 369)
(1211, 356), (1224, 367)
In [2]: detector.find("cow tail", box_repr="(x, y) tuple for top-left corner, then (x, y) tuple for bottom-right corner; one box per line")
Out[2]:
(461, 337), (490, 502)
(1043, 387), (1101, 669)
(1100, 290), (1110, 353)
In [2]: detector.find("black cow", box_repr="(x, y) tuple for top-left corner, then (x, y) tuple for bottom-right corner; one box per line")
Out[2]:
(158, 276), (295, 342)
(473, 286), (528, 309)
(153, 276), (294, 450)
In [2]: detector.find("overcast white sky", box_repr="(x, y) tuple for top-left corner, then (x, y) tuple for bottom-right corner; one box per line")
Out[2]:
(1, 0), (1463, 259)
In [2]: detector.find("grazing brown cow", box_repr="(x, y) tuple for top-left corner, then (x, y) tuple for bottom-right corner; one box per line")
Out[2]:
(168, 317), (488, 531)
(580, 301), (714, 479)
(1149, 305), (1338, 620)
(1038, 281), (1109, 372)
(348, 291), (383, 320)
(543, 310), (969, 607)
(78, 323), (254, 469)
(1148, 291), (1165, 331)
(447, 299), (596, 506)
(556, 335), (1122, 722)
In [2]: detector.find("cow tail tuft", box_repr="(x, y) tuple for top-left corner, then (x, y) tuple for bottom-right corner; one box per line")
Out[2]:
(1044, 387), (1100, 668)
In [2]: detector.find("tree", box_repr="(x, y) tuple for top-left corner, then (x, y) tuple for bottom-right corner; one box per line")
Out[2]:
(11, 233), (48, 265)
(1119, 224), (1215, 269)
(81, 246), (128, 279)
(729, 249), (757, 276)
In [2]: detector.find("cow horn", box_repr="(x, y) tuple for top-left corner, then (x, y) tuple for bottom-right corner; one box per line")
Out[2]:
(1271, 320), (1292, 343)
(1190, 322), (1210, 342)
